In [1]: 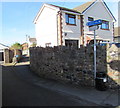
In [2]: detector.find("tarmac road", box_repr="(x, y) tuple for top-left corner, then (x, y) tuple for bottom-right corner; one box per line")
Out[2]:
(2, 64), (96, 107)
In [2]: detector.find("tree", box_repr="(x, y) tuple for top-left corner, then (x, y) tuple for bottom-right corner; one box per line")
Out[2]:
(31, 42), (37, 47)
(11, 42), (22, 50)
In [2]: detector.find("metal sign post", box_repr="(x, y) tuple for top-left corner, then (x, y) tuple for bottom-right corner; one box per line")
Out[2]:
(93, 30), (96, 79)
(86, 19), (102, 80)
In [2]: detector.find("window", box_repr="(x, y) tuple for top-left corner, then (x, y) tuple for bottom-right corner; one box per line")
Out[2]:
(88, 17), (94, 21)
(65, 13), (76, 25)
(101, 20), (109, 30)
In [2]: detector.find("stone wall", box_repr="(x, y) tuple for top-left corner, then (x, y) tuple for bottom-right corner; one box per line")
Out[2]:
(4, 49), (22, 63)
(106, 44), (120, 89)
(30, 44), (119, 89)
(4, 49), (14, 63)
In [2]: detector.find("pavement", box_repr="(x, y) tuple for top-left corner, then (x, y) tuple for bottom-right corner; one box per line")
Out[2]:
(3, 62), (120, 107)
(0, 65), (2, 108)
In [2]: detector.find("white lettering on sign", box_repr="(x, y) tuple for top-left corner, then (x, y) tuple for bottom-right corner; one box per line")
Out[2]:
(89, 25), (99, 31)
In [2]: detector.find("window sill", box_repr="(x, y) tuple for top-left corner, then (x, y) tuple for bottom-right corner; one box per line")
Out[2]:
(66, 23), (76, 26)
(101, 29), (110, 31)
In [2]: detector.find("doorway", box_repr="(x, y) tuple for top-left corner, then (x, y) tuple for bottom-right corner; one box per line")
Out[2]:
(0, 52), (4, 61)
(65, 40), (79, 48)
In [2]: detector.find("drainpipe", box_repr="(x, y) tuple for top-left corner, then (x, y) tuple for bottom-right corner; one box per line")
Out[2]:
(56, 12), (58, 46)
(60, 11), (63, 46)
(113, 22), (115, 42)
(57, 10), (63, 46)
(80, 15), (84, 45)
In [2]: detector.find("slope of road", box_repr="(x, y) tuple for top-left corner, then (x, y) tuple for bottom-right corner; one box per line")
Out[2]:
(2, 60), (119, 107)
(2, 64), (97, 106)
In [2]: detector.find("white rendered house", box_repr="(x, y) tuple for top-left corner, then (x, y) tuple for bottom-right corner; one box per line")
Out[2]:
(34, 0), (116, 47)
(34, 4), (81, 48)
(0, 43), (9, 61)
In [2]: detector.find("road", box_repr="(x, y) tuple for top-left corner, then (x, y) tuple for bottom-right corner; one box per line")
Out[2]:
(2, 64), (93, 106)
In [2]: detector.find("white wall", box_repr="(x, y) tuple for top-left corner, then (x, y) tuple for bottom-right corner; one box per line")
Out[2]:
(35, 5), (58, 47)
(62, 11), (81, 47)
(83, 0), (114, 45)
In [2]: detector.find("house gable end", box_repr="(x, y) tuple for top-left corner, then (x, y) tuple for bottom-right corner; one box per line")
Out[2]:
(102, 0), (116, 22)
(83, 0), (116, 21)
(33, 4), (59, 24)
(74, 0), (116, 22)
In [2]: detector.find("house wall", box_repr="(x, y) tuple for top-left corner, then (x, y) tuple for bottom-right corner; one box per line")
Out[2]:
(83, 1), (114, 45)
(35, 6), (58, 47)
(0, 44), (9, 62)
(22, 43), (29, 56)
(62, 12), (81, 47)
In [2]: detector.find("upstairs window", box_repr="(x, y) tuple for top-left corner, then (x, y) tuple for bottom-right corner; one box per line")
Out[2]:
(65, 13), (76, 25)
(101, 20), (109, 30)
(88, 17), (94, 21)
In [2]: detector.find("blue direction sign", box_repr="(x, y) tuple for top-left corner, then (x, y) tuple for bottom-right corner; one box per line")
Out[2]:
(86, 19), (102, 27)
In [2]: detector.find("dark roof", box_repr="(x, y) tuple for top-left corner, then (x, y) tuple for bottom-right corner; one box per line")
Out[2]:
(48, 4), (81, 14)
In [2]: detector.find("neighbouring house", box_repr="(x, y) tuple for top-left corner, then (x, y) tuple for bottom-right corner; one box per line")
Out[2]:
(28, 38), (37, 47)
(114, 27), (120, 43)
(34, 0), (116, 47)
(22, 37), (37, 56)
(22, 43), (29, 55)
(0, 43), (9, 61)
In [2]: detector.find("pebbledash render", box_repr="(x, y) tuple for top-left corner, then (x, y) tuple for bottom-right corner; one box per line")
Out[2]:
(33, 0), (116, 48)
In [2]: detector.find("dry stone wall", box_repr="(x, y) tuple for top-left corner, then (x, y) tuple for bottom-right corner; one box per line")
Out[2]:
(4, 49), (22, 63)
(30, 44), (119, 89)
(4, 49), (14, 63)
(106, 44), (120, 89)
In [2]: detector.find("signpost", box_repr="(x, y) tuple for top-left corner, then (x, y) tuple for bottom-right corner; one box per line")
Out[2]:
(89, 25), (99, 31)
(86, 19), (102, 80)
(86, 19), (102, 27)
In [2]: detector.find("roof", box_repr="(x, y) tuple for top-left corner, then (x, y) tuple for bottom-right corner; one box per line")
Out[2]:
(0, 43), (9, 49)
(29, 38), (37, 43)
(73, 0), (116, 21)
(34, 3), (81, 23)
(73, 0), (96, 13)
(88, 37), (103, 40)
(48, 4), (81, 14)
(86, 32), (103, 40)
(114, 27), (120, 37)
